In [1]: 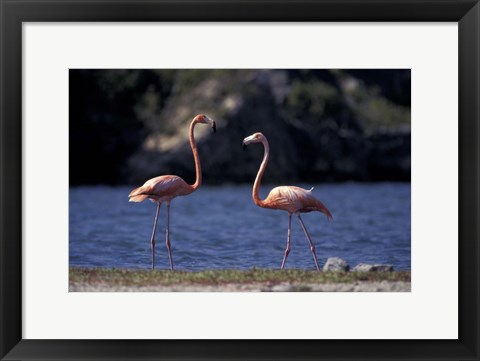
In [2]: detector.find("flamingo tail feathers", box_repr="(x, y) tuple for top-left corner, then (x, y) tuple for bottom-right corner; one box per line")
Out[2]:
(128, 186), (149, 203)
(129, 194), (149, 203)
(315, 199), (333, 220)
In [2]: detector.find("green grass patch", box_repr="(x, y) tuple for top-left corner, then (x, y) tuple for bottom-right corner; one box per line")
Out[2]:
(69, 267), (411, 287)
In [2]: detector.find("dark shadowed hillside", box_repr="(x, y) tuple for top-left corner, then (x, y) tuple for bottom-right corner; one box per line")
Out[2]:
(69, 69), (410, 185)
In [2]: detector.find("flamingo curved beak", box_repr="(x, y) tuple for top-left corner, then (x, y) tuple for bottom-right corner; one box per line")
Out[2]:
(242, 134), (256, 150)
(212, 121), (216, 133)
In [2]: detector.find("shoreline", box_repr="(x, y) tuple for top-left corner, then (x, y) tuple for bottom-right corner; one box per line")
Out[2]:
(69, 267), (411, 292)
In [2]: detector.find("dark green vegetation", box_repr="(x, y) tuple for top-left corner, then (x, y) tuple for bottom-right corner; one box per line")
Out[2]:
(69, 267), (411, 287)
(70, 69), (410, 185)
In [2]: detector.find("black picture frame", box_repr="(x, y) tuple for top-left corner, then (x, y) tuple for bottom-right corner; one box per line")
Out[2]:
(1, 1), (479, 360)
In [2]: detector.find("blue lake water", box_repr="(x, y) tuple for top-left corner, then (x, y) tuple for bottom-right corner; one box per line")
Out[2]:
(69, 183), (411, 271)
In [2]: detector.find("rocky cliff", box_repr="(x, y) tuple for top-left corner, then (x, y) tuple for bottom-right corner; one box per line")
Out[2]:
(69, 69), (410, 185)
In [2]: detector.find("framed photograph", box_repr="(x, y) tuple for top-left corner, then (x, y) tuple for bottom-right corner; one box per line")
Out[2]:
(68, 68), (412, 290)
(1, 0), (479, 360)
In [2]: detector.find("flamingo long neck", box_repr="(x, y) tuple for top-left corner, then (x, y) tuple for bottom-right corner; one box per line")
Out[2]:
(189, 118), (202, 191)
(253, 138), (269, 207)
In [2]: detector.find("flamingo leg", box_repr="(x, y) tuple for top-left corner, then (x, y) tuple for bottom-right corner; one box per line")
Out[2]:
(150, 202), (161, 270)
(280, 213), (292, 269)
(296, 213), (321, 272)
(166, 201), (174, 271)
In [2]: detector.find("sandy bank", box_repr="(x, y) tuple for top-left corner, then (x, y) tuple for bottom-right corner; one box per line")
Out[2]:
(70, 280), (410, 292)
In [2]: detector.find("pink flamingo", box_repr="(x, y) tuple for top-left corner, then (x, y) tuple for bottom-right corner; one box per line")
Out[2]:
(242, 132), (333, 271)
(129, 114), (216, 270)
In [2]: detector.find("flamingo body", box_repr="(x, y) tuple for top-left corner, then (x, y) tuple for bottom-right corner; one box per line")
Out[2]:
(129, 175), (193, 203)
(263, 186), (333, 217)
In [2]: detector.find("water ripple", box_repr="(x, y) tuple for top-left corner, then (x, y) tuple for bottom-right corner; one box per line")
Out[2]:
(70, 183), (411, 270)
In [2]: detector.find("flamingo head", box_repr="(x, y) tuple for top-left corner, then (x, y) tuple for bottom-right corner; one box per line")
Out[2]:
(195, 114), (216, 133)
(242, 132), (265, 151)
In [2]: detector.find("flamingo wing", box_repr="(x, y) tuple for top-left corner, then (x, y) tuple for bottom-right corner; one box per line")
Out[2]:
(264, 186), (304, 211)
(264, 186), (333, 219)
(128, 175), (191, 202)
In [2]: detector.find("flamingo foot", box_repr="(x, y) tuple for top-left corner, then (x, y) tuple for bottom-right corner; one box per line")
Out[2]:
(166, 238), (174, 271)
(151, 241), (155, 271)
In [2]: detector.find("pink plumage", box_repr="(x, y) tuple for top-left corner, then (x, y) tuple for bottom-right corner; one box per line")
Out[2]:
(263, 186), (333, 219)
(129, 175), (192, 203)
